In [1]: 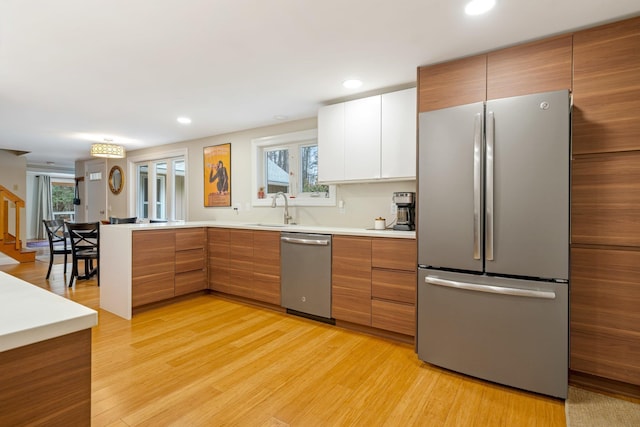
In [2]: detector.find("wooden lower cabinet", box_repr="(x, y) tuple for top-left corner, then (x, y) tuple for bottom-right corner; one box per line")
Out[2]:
(332, 236), (372, 325)
(332, 236), (417, 336)
(0, 329), (91, 426)
(252, 231), (281, 305)
(132, 228), (207, 307)
(132, 230), (175, 307)
(208, 228), (280, 305)
(208, 228), (231, 293)
(371, 238), (417, 336)
(371, 299), (415, 336)
(175, 228), (206, 296)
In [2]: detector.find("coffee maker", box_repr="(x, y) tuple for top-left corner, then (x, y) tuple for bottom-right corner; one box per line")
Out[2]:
(393, 192), (415, 230)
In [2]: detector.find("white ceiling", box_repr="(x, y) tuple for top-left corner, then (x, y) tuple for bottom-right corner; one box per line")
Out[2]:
(1, 0), (639, 170)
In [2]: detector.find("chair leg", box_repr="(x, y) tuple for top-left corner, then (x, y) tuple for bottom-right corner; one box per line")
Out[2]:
(63, 252), (68, 274)
(68, 259), (76, 287)
(46, 252), (54, 279)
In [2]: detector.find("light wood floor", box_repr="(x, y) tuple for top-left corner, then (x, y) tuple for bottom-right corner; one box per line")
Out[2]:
(1, 258), (566, 426)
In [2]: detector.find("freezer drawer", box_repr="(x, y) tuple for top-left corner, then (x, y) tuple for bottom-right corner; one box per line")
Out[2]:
(417, 269), (568, 398)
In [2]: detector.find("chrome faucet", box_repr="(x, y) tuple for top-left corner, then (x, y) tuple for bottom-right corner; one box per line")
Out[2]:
(271, 192), (293, 224)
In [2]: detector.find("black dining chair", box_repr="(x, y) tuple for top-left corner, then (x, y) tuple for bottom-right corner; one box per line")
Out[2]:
(42, 219), (71, 279)
(66, 222), (100, 287)
(109, 217), (137, 224)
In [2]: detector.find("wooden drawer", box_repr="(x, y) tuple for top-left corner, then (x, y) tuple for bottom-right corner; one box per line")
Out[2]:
(175, 227), (205, 251)
(371, 299), (415, 336)
(132, 230), (175, 278)
(132, 271), (175, 307)
(175, 270), (207, 296)
(175, 248), (205, 273)
(371, 238), (416, 271)
(372, 269), (416, 305)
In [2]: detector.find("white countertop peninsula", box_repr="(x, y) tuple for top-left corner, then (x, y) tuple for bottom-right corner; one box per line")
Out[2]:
(0, 271), (97, 352)
(101, 221), (415, 320)
(0, 271), (97, 425)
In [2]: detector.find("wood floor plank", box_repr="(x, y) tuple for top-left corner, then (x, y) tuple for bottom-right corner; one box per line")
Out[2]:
(1, 259), (566, 426)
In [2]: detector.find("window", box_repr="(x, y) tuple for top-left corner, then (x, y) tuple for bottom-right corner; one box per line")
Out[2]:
(51, 180), (75, 221)
(131, 150), (187, 221)
(252, 129), (335, 206)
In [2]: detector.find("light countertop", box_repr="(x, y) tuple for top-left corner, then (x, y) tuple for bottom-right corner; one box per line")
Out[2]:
(0, 272), (98, 352)
(106, 220), (416, 239)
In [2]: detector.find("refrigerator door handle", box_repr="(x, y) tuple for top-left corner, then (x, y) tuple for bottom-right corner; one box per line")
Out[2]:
(425, 276), (556, 300)
(473, 112), (482, 260)
(486, 111), (495, 261)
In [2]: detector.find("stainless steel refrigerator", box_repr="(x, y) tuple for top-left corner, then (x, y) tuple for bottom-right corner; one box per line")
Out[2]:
(417, 90), (570, 398)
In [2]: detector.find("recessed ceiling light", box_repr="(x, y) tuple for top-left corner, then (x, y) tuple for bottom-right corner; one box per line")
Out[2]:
(177, 117), (192, 125)
(343, 79), (363, 89)
(465, 0), (496, 15)
(274, 115), (289, 120)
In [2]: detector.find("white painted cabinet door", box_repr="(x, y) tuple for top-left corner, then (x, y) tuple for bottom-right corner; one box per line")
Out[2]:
(381, 87), (416, 179)
(344, 95), (381, 180)
(318, 102), (346, 182)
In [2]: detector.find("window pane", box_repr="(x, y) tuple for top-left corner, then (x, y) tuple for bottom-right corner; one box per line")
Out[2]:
(300, 145), (328, 194)
(155, 162), (167, 219)
(265, 148), (289, 194)
(173, 159), (185, 220)
(51, 182), (75, 221)
(137, 165), (148, 219)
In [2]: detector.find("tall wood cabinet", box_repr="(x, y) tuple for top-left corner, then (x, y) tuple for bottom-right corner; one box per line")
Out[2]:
(570, 16), (640, 389)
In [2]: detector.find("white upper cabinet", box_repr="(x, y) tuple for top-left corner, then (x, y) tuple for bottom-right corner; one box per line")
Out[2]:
(318, 103), (346, 182)
(318, 87), (416, 183)
(344, 95), (382, 180)
(381, 88), (416, 179)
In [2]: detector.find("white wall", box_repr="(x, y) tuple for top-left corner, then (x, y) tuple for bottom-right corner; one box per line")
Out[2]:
(98, 117), (415, 228)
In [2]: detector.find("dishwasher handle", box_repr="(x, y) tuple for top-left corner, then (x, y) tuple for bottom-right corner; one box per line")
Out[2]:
(281, 236), (330, 246)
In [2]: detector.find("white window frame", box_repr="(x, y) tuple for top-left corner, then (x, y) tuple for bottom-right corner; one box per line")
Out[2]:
(251, 129), (336, 207)
(127, 148), (188, 220)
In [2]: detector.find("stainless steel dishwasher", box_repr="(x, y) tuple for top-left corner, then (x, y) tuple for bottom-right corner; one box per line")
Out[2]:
(280, 232), (333, 322)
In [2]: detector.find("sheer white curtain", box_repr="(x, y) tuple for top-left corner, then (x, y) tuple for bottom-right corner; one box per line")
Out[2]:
(35, 175), (53, 240)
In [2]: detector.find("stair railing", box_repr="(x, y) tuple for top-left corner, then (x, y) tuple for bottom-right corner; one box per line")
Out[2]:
(0, 185), (25, 251)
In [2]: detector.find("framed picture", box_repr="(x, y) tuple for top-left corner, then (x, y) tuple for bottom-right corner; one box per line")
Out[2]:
(204, 143), (231, 207)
